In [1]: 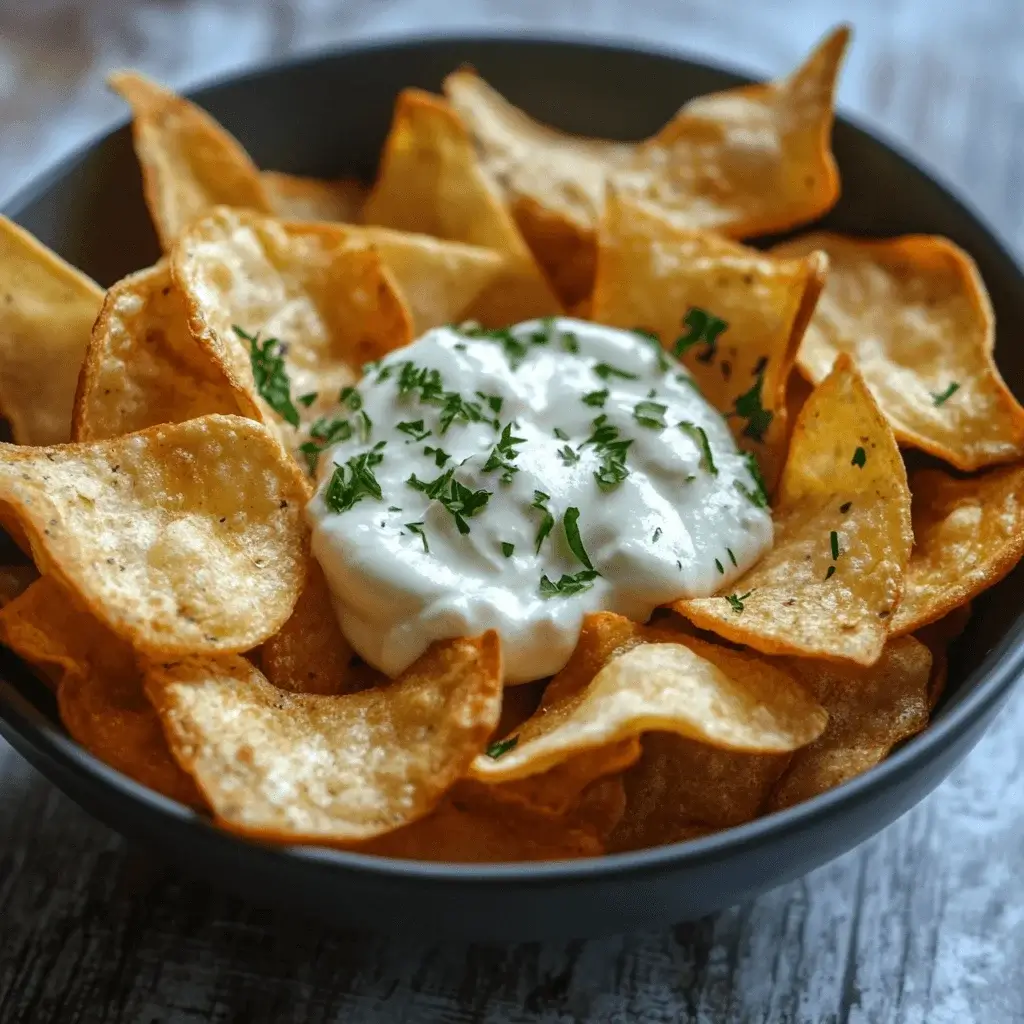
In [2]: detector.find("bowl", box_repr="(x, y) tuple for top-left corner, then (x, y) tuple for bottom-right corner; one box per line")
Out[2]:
(2, 35), (1023, 942)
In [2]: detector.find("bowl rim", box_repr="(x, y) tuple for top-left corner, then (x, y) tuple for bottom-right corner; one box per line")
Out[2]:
(2, 29), (1023, 885)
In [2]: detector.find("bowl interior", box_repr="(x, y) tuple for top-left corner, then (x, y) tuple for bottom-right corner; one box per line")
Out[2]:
(3, 35), (1024, 850)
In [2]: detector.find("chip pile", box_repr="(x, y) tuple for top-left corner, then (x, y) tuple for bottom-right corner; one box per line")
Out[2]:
(0, 25), (1020, 862)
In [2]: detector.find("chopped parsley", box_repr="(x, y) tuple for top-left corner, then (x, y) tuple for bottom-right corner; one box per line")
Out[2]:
(483, 423), (527, 483)
(561, 332), (580, 354)
(397, 361), (444, 402)
(732, 371), (773, 443)
(830, 530), (840, 560)
(461, 324), (530, 368)
(408, 468), (491, 534)
(531, 491), (555, 552)
(582, 389), (609, 408)
(501, 541), (515, 558)
(424, 445), (450, 467)
(234, 325), (300, 427)
(298, 392), (318, 408)
(583, 417), (633, 491)
(634, 400), (667, 429)
(652, 527), (663, 543)
(727, 547), (737, 567)
(397, 419), (431, 442)
(594, 362), (638, 381)
(715, 558), (725, 574)
(673, 307), (728, 363)
(539, 569), (600, 599)
(299, 416), (354, 472)
(356, 409), (373, 443)
(438, 391), (495, 434)
(736, 452), (769, 508)
(678, 422), (718, 475)
(563, 507), (596, 571)
(558, 445), (580, 465)
(825, 565), (836, 581)
(323, 445), (385, 513)
(725, 590), (752, 613)
(485, 735), (519, 759)
(339, 386), (362, 411)
(388, 506), (402, 512)
(476, 391), (504, 415)
(852, 446), (867, 468)
(633, 328), (672, 372)
(839, 501), (852, 514)
(553, 427), (570, 441)
(405, 521), (428, 552)
(931, 381), (960, 406)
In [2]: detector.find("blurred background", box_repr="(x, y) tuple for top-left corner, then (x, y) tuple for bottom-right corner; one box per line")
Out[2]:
(2, 0), (1021, 246)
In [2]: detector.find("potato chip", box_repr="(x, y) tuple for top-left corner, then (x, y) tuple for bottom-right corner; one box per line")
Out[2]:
(0, 577), (202, 804)
(609, 732), (783, 850)
(773, 232), (1024, 471)
(446, 29), (847, 305)
(260, 560), (354, 696)
(471, 614), (825, 787)
(914, 603), (971, 710)
(0, 217), (104, 445)
(0, 415), (309, 655)
(892, 465), (1024, 634)
(262, 172), (367, 223)
(766, 637), (931, 810)
(361, 88), (561, 323)
(145, 633), (503, 842)
(172, 207), (413, 444)
(676, 357), (913, 664)
(591, 190), (827, 484)
(0, 564), (37, 607)
(72, 261), (244, 441)
(109, 71), (272, 249)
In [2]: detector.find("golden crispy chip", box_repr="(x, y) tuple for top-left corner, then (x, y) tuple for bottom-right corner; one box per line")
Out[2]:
(446, 29), (847, 306)
(109, 71), (272, 250)
(0, 217), (104, 445)
(172, 207), (412, 445)
(767, 637), (931, 810)
(676, 357), (912, 664)
(609, 732), (782, 851)
(892, 465), (1024, 634)
(0, 577), (202, 804)
(0, 415), (309, 655)
(591, 190), (827, 484)
(0, 564), (38, 607)
(263, 172), (367, 223)
(145, 634), (503, 843)
(361, 88), (561, 324)
(471, 615), (825, 787)
(72, 261), (243, 441)
(914, 603), (971, 711)
(260, 560), (354, 695)
(773, 232), (1024, 471)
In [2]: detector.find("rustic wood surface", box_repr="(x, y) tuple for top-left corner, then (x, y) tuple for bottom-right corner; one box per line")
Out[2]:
(2, 1), (1024, 1021)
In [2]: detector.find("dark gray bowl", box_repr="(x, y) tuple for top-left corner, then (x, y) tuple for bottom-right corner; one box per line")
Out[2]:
(2, 35), (1022, 942)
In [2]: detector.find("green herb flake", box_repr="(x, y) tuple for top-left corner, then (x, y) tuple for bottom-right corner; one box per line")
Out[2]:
(501, 541), (515, 558)
(652, 527), (662, 543)
(234, 325), (300, 427)
(715, 558), (725, 574)
(725, 590), (753, 613)
(476, 391), (504, 415)
(339, 386), (362, 411)
(825, 565), (836, 581)
(532, 490), (555, 553)
(673, 307), (728, 363)
(931, 381), (961, 406)
(424, 446), (450, 468)
(839, 501), (852, 513)
(732, 371), (773, 443)
(594, 362), (638, 382)
(582, 417), (633, 491)
(558, 445), (580, 466)
(634, 400), (667, 429)
(561, 332), (580, 354)
(582, 389), (609, 408)
(563, 507), (596, 571)
(736, 452), (769, 508)
(678, 422), (718, 475)
(461, 324), (530, 368)
(485, 735), (519, 759)
(483, 423), (527, 483)
(397, 419), (431, 442)
(357, 409), (373, 443)
(298, 392), (318, 408)
(323, 448), (385, 513)
(727, 547), (737, 567)
(405, 521), (429, 552)
(539, 569), (600, 599)
(553, 427), (570, 441)
(388, 506), (402, 512)
(830, 530), (840, 560)
(852, 446), (867, 468)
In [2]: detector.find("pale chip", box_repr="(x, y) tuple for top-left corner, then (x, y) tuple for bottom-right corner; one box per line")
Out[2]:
(361, 88), (562, 324)
(0, 216), (103, 444)
(767, 637), (931, 810)
(109, 71), (272, 249)
(591, 190), (827, 484)
(263, 172), (367, 222)
(0, 415), (309, 655)
(676, 356), (913, 664)
(773, 232), (1024, 470)
(144, 634), (503, 842)
(892, 465), (1024, 634)
(72, 261), (243, 441)
(0, 577), (202, 804)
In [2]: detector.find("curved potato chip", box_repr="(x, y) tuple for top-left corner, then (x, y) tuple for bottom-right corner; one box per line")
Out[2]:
(471, 623), (825, 785)
(446, 29), (847, 306)
(260, 560), (354, 696)
(914, 603), (971, 711)
(172, 207), (413, 445)
(676, 357), (912, 664)
(609, 733), (786, 850)
(591, 190), (828, 484)
(0, 415), (309, 655)
(145, 634), (503, 842)
(892, 465), (1024, 634)
(263, 172), (367, 223)
(767, 637), (930, 811)
(361, 88), (561, 324)
(0, 217), (103, 445)
(109, 71), (272, 250)
(773, 232), (1024, 470)
(0, 564), (37, 607)
(72, 261), (243, 441)
(0, 577), (202, 804)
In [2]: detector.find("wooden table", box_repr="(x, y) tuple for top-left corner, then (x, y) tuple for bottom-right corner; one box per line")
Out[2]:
(2, 2), (1023, 1020)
